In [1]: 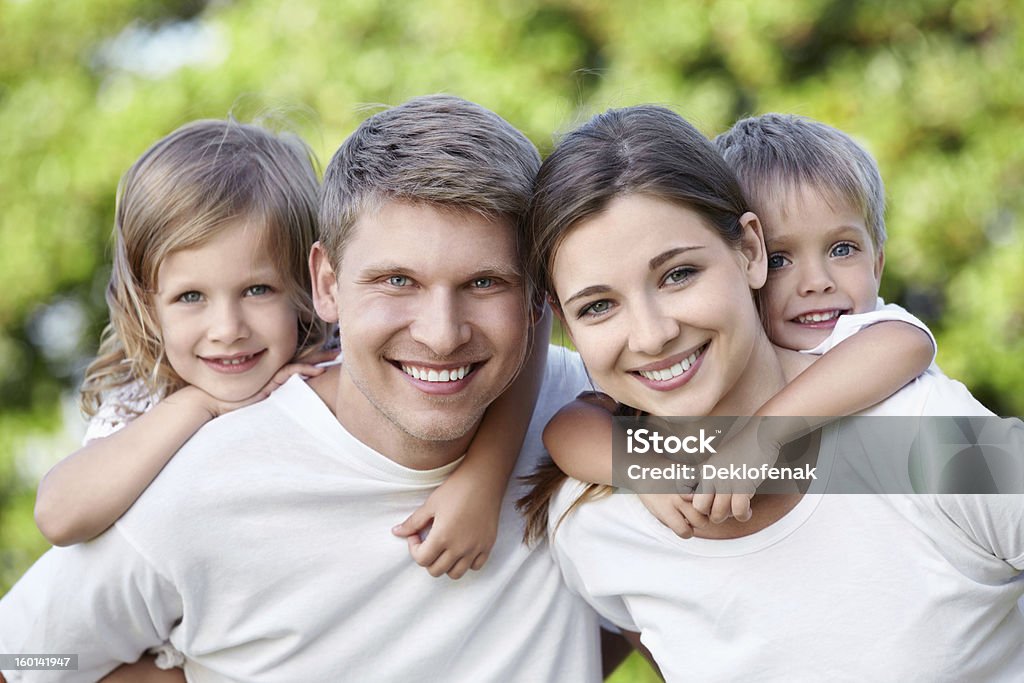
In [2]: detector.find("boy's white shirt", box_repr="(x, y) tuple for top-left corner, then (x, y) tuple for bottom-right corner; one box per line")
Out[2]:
(3, 345), (602, 682)
(801, 297), (938, 365)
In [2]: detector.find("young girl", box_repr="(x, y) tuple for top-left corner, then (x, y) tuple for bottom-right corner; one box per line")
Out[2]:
(536, 109), (935, 535)
(34, 118), (541, 680)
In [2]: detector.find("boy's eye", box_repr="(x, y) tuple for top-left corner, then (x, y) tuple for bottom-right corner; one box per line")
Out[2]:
(830, 242), (857, 258)
(387, 275), (412, 287)
(767, 253), (790, 269)
(662, 266), (696, 286)
(579, 300), (613, 318)
(177, 291), (203, 304)
(245, 284), (271, 296)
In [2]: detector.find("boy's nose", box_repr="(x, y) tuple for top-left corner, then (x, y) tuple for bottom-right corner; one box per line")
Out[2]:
(408, 290), (472, 356)
(797, 261), (836, 295)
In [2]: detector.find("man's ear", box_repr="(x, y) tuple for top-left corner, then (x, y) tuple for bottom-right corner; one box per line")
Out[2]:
(874, 247), (885, 282)
(310, 241), (340, 324)
(738, 211), (768, 289)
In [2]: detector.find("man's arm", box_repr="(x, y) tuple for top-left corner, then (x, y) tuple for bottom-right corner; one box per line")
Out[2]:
(0, 529), (180, 682)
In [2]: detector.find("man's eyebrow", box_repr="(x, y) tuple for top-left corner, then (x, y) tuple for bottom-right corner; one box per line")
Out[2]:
(563, 285), (611, 308)
(356, 263), (523, 280)
(649, 246), (703, 270)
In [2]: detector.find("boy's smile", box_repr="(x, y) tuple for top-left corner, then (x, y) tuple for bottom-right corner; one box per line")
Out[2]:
(758, 184), (884, 351)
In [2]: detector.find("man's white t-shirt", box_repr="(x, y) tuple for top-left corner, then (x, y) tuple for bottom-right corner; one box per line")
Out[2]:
(0, 346), (602, 682)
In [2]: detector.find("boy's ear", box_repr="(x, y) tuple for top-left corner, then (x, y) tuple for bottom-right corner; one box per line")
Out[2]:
(874, 247), (885, 282)
(738, 211), (768, 289)
(310, 241), (340, 324)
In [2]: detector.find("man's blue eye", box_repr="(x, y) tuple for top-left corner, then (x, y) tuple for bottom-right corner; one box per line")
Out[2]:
(472, 277), (494, 289)
(388, 276), (411, 287)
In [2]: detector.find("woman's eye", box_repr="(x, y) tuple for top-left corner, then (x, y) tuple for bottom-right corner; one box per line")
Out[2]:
(245, 284), (271, 296)
(663, 266), (695, 285)
(579, 300), (612, 318)
(830, 242), (856, 258)
(387, 275), (411, 287)
(767, 253), (789, 270)
(471, 277), (494, 289)
(178, 291), (202, 304)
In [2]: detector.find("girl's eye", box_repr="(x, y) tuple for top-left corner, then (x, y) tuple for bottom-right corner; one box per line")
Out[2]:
(471, 277), (494, 289)
(662, 266), (696, 286)
(767, 253), (790, 270)
(178, 291), (202, 304)
(579, 300), (612, 318)
(830, 242), (857, 258)
(387, 275), (411, 287)
(245, 284), (271, 296)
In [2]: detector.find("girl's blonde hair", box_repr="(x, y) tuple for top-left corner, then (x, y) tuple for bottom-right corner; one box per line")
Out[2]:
(80, 118), (325, 417)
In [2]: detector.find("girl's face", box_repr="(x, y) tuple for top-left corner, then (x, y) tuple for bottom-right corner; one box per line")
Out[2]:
(153, 220), (299, 402)
(551, 194), (769, 417)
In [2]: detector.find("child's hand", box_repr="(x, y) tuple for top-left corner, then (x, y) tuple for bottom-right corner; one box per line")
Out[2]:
(692, 420), (778, 524)
(638, 493), (708, 538)
(254, 348), (336, 399)
(391, 473), (499, 580)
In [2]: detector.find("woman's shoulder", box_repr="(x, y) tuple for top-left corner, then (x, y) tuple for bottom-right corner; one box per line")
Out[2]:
(775, 346), (816, 383)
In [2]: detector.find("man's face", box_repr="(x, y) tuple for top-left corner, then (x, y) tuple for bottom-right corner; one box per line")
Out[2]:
(312, 200), (529, 462)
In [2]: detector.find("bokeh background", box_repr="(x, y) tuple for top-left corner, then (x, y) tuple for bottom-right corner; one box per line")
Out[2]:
(1, 1), (1021, 679)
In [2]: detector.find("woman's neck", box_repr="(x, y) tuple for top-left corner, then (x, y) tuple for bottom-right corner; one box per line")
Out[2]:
(710, 331), (788, 416)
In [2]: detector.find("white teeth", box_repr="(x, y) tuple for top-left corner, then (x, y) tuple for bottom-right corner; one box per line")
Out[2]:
(401, 364), (472, 383)
(797, 310), (841, 324)
(638, 348), (702, 382)
(215, 354), (252, 366)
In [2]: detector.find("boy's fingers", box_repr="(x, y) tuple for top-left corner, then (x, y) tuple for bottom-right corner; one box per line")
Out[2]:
(663, 510), (693, 539)
(709, 494), (734, 524)
(691, 490), (714, 516)
(732, 494), (753, 523)
(679, 500), (709, 529)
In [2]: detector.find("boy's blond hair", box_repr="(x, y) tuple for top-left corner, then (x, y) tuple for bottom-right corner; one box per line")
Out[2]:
(714, 113), (886, 251)
(81, 118), (326, 418)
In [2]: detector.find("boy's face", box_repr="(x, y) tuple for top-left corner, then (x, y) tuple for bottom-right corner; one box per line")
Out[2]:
(758, 184), (884, 351)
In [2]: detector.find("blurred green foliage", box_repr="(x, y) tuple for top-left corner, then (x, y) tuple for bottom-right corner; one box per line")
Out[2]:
(0, 1), (1020, 677)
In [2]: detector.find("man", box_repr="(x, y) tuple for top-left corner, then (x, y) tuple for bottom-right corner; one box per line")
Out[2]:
(0, 96), (600, 681)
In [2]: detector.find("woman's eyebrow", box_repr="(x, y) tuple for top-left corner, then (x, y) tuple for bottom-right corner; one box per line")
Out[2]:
(563, 284), (611, 307)
(649, 246), (703, 270)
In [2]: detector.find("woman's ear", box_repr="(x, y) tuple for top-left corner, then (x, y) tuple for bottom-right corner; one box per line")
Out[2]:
(309, 242), (340, 324)
(548, 294), (575, 344)
(738, 211), (768, 289)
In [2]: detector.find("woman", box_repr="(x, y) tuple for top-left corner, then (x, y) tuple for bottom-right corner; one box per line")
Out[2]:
(520, 105), (1023, 681)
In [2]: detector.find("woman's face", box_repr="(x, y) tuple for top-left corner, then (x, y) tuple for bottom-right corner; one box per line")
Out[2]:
(551, 194), (768, 416)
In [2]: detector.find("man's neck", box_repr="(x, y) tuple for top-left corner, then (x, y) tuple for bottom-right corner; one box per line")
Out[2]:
(307, 366), (474, 470)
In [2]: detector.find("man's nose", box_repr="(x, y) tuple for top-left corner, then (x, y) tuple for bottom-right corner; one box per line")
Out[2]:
(408, 290), (472, 356)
